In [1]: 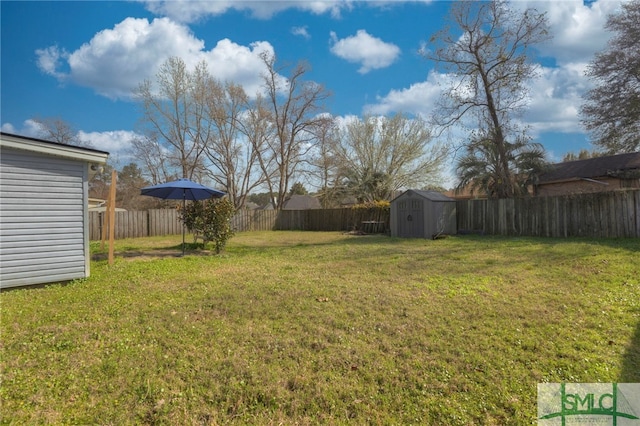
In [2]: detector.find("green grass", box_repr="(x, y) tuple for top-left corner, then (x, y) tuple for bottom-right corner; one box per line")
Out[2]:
(2, 232), (639, 425)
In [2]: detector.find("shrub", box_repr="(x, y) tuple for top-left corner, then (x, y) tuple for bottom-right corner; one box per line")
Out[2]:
(350, 200), (390, 210)
(180, 198), (236, 253)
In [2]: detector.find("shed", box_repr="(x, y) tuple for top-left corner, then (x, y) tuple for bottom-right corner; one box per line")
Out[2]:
(0, 132), (109, 288)
(390, 190), (457, 238)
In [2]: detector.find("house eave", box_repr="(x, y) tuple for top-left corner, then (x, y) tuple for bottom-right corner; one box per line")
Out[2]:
(1, 132), (109, 164)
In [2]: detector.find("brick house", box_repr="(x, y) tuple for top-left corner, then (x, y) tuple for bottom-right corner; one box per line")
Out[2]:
(535, 152), (640, 197)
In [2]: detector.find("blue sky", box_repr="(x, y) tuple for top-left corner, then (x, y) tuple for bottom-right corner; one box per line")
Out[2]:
(0, 0), (626, 178)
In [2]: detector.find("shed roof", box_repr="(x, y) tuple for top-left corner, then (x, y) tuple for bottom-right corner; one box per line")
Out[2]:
(538, 152), (640, 183)
(392, 189), (456, 203)
(1, 132), (109, 164)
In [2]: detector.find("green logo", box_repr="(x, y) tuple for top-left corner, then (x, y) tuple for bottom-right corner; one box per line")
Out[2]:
(538, 383), (640, 425)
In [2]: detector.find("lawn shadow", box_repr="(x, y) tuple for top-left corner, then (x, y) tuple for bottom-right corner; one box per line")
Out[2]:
(91, 243), (216, 261)
(582, 238), (640, 254)
(619, 312), (640, 382)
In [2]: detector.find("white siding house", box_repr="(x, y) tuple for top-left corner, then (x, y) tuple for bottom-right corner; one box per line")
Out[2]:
(0, 132), (109, 288)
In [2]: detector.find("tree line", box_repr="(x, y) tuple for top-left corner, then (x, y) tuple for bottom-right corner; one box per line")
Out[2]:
(32, 0), (639, 204)
(129, 52), (449, 210)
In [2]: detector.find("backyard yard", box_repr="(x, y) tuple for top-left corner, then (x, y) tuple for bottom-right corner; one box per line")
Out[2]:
(1, 231), (639, 424)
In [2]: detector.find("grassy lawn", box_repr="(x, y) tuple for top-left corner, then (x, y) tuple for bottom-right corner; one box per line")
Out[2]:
(1, 232), (639, 425)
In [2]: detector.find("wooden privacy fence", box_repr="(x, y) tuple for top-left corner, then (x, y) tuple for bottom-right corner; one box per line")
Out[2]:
(456, 189), (640, 238)
(89, 209), (182, 240)
(89, 208), (390, 240)
(90, 190), (640, 240)
(232, 208), (389, 232)
(275, 208), (389, 232)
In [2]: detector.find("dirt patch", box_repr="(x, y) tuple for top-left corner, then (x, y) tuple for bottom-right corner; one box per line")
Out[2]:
(92, 249), (216, 261)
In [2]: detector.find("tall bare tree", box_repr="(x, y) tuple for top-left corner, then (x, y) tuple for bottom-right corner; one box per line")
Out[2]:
(308, 116), (345, 208)
(199, 75), (265, 210)
(426, 0), (550, 198)
(581, 0), (640, 153)
(335, 114), (448, 202)
(259, 53), (332, 209)
(130, 135), (176, 185)
(134, 57), (207, 180)
(239, 94), (279, 206)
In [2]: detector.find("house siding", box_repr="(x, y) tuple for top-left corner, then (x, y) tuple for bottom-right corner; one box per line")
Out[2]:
(536, 177), (640, 197)
(1, 148), (88, 288)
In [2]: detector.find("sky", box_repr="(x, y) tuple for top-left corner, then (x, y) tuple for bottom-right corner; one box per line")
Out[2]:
(0, 0), (627, 183)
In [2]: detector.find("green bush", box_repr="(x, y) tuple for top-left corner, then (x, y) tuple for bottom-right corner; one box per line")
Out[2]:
(351, 200), (390, 210)
(180, 198), (235, 253)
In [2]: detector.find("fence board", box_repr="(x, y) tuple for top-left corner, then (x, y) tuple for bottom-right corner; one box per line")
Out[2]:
(456, 189), (639, 238)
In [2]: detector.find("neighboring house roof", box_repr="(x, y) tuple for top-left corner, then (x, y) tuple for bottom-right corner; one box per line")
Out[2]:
(538, 152), (640, 184)
(244, 202), (260, 210)
(88, 206), (127, 212)
(282, 194), (322, 210)
(392, 189), (456, 203)
(89, 198), (106, 208)
(339, 196), (358, 206)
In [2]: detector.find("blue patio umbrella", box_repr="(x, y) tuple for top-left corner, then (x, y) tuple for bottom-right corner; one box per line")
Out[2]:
(141, 178), (225, 255)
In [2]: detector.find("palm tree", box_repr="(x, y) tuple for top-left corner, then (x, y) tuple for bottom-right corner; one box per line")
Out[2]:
(456, 131), (547, 198)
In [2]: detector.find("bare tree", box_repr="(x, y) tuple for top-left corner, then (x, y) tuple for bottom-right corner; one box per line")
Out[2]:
(581, 0), (640, 153)
(425, 0), (550, 198)
(31, 117), (92, 148)
(134, 57), (207, 179)
(239, 94), (279, 207)
(259, 53), (332, 209)
(335, 114), (448, 202)
(199, 74), (265, 210)
(308, 116), (345, 208)
(131, 135), (175, 185)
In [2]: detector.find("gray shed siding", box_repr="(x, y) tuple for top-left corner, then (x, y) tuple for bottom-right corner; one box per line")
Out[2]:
(0, 148), (89, 288)
(391, 190), (457, 238)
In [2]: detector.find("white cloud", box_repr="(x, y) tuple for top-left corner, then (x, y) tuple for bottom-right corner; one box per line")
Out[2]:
(78, 130), (142, 158)
(35, 45), (68, 79)
(329, 30), (400, 74)
(141, 0), (349, 22)
(204, 39), (275, 97)
(36, 17), (276, 100)
(363, 70), (446, 116)
(364, 0), (625, 138)
(60, 18), (204, 99)
(366, 59), (593, 138)
(516, 0), (623, 65)
(523, 63), (592, 135)
(1, 119), (46, 138)
(291, 26), (311, 39)
(1, 120), (139, 161)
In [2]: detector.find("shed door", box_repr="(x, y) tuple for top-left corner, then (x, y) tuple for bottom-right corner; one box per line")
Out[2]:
(398, 198), (424, 238)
